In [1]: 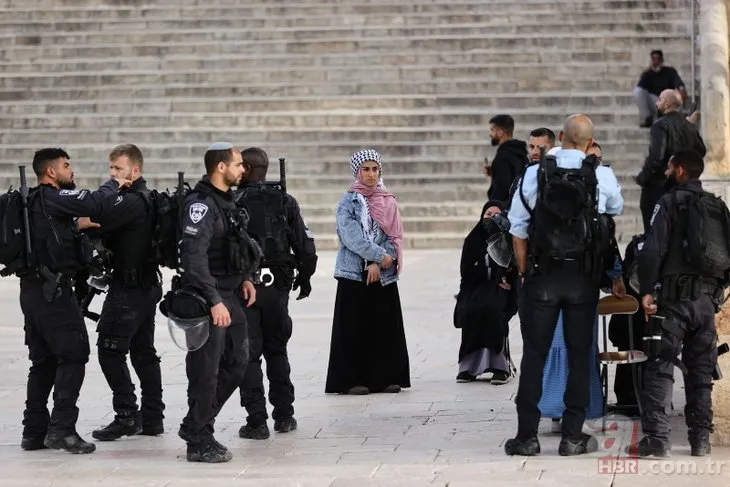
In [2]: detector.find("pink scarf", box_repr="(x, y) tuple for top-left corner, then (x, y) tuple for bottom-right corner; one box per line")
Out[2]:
(348, 181), (404, 274)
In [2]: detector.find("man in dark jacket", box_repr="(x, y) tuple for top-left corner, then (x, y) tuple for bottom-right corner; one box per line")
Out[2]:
(486, 114), (528, 202)
(634, 50), (687, 127)
(636, 89), (706, 233)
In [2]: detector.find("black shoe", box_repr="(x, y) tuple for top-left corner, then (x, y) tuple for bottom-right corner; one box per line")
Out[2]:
(383, 384), (402, 393)
(456, 372), (476, 383)
(44, 431), (96, 454)
(504, 436), (540, 456)
(21, 436), (48, 451)
(92, 418), (142, 441)
(274, 417), (298, 433)
(491, 371), (512, 385)
(689, 430), (711, 457)
(187, 440), (232, 463)
(634, 436), (670, 457)
(138, 422), (164, 436)
(178, 424), (189, 443)
(239, 423), (270, 440)
(559, 433), (598, 456)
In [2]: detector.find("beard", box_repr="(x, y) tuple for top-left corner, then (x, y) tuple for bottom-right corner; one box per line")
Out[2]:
(224, 173), (241, 188)
(664, 173), (678, 192)
(490, 137), (500, 147)
(58, 180), (76, 190)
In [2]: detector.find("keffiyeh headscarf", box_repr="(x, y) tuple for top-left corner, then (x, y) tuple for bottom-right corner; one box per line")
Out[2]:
(347, 149), (405, 274)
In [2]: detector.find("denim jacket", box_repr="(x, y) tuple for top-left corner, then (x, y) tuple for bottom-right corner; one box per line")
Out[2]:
(334, 191), (398, 285)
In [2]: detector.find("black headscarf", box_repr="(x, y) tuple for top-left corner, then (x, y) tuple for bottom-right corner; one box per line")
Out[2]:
(460, 200), (505, 283)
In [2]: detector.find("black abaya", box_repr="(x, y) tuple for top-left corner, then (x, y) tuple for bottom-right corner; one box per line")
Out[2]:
(325, 278), (411, 393)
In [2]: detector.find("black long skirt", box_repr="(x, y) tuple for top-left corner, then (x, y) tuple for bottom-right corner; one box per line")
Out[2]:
(325, 277), (411, 393)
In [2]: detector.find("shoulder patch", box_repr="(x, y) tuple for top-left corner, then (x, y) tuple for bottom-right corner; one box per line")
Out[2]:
(189, 202), (209, 224)
(59, 189), (79, 196)
(650, 204), (660, 226)
(183, 225), (199, 236)
(114, 195), (123, 206)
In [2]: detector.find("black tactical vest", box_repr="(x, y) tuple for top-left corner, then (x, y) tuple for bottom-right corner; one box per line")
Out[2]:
(105, 184), (157, 285)
(236, 183), (291, 267)
(661, 189), (700, 278)
(28, 186), (89, 275)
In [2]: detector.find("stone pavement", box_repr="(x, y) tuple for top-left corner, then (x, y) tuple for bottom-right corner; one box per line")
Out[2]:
(0, 249), (728, 487)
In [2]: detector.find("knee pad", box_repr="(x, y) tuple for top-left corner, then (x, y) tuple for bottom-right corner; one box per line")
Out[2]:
(97, 334), (131, 354)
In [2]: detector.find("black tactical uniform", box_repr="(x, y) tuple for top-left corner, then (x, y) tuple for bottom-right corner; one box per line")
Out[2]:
(20, 180), (121, 453)
(637, 179), (720, 456)
(178, 177), (254, 456)
(90, 177), (165, 440)
(236, 185), (317, 437)
(636, 112), (706, 232)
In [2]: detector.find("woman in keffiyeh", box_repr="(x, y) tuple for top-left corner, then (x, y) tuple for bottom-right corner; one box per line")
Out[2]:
(324, 149), (411, 395)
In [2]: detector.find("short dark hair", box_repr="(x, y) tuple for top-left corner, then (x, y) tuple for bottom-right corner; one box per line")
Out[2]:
(489, 114), (515, 136)
(32, 148), (70, 177)
(242, 147), (269, 171)
(650, 49), (664, 59)
(109, 143), (144, 168)
(670, 149), (704, 178)
(204, 148), (235, 175)
(529, 127), (555, 144)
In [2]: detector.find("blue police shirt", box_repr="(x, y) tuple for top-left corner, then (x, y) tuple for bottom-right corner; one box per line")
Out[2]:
(508, 149), (624, 240)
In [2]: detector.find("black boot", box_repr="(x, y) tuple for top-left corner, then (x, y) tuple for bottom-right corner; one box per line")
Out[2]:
(274, 417), (298, 433)
(44, 431), (96, 454)
(559, 434), (598, 456)
(689, 429), (711, 457)
(239, 423), (270, 440)
(92, 417), (142, 441)
(135, 411), (164, 436)
(634, 436), (670, 457)
(504, 436), (540, 456)
(21, 436), (48, 451)
(187, 440), (233, 463)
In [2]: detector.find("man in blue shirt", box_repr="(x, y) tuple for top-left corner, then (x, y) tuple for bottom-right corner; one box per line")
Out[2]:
(505, 114), (624, 457)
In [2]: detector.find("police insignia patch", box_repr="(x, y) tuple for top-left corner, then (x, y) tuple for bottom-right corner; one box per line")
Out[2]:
(650, 204), (660, 226)
(114, 196), (123, 206)
(59, 189), (79, 196)
(189, 203), (208, 224)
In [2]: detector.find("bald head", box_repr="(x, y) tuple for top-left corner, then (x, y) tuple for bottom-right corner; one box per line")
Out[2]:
(657, 89), (683, 113)
(559, 114), (594, 152)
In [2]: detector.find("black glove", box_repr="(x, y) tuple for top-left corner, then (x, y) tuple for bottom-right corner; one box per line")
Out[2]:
(292, 275), (312, 300)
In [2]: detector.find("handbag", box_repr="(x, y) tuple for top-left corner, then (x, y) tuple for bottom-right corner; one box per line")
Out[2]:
(453, 282), (499, 329)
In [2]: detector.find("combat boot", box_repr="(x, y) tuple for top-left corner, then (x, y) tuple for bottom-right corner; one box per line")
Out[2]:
(689, 429), (712, 457)
(239, 423), (270, 440)
(187, 440), (232, 463)
(274, 417), (297, 433)
(92, 417), (142, 441)
(44, 431), (96, 454)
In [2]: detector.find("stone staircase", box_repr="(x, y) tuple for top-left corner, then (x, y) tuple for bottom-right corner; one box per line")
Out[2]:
(0, 0), (694, 249)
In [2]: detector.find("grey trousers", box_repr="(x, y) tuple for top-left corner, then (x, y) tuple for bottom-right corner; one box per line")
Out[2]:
(633, 86), (659, 120)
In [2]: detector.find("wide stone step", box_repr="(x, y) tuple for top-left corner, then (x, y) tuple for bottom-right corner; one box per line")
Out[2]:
(2, 20), (690, 48)
(301, 201), (484, 219)
(0, 46), (693, 74)
(0, 92), (644, 114)
(1, 34), (690, 63)
(0, 0), (693, 18)
(0, 8), (691, 33)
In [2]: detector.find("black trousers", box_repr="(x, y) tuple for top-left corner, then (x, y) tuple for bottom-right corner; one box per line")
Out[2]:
(640, 184), (666, 233)
(515, 268), (599, 439)
(20, 280), (90, 438)
(96, 283), (164, 424)
(640, 294), (717, 447)
(239, 286), (294, 426)
(182, 291), (249, 445)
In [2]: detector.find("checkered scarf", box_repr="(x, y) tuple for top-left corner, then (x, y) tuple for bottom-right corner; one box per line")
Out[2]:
(350, 149), (382, 181)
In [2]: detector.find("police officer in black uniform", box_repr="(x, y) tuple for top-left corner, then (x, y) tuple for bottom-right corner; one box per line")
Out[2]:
(177, 142), (257, 463)
(236, 147), (318, 440)
(637, 149), (721, 457)
(20, 148), (129, 454)
(88, 144), (165, 441)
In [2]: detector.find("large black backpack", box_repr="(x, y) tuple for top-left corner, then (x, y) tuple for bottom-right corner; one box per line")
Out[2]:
(135, 177), (191, 270)
(681, 190), (730, 281)
(236, 183), (291, 266)
(524, 155), (600, 258)
(0, 189), (27, 276)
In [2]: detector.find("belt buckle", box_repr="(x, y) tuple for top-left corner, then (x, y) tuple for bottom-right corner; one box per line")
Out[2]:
(259, 268), (274, 287)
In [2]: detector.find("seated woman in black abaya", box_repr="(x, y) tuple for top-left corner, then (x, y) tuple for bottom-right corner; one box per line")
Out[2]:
(454, 200), (518, 384)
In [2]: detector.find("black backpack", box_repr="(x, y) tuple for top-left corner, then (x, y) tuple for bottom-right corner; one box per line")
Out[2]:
(681, 190), (730, 281)
(135, 181), (191, 270)
(236, 184), (291, 266)
(0, 189), (27, 276)
(524, 155), (600, 258)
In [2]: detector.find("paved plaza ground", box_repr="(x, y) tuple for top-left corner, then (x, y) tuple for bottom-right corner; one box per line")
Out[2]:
(0, 250), (728, 486)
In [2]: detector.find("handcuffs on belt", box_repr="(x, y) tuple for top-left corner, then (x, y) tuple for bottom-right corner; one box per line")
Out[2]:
(254, 267), (275, 287)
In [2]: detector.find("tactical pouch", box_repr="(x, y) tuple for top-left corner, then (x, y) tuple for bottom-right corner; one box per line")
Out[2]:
(643, 315), (665, 359)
